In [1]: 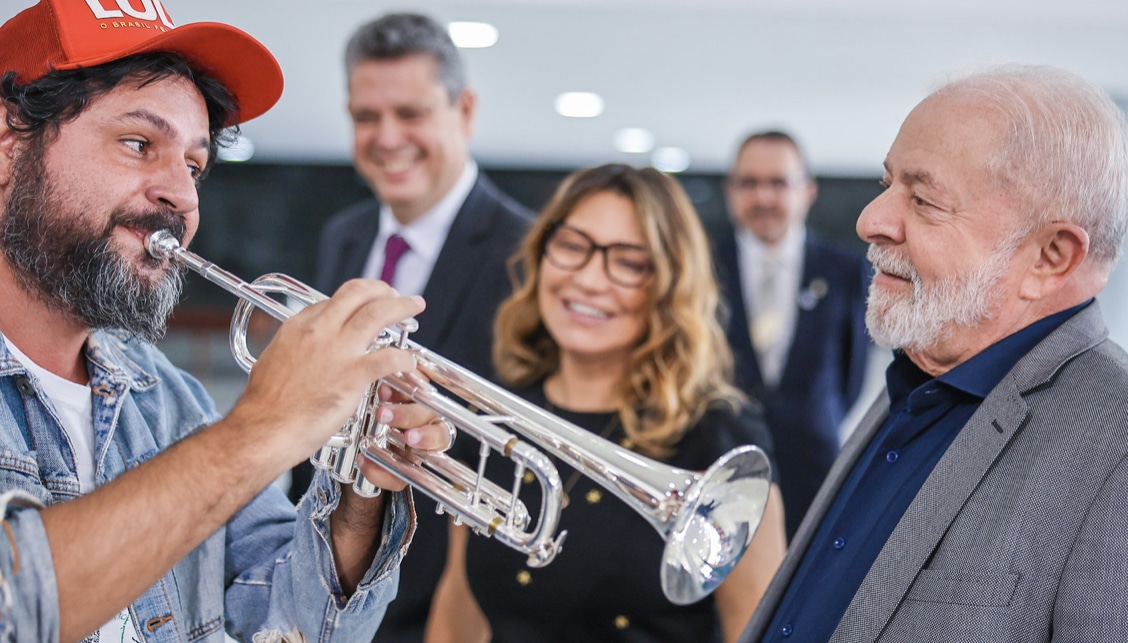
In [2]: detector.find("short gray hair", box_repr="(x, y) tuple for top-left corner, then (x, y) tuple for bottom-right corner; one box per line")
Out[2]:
(931, 64), (1128, 269)
(344, 13), (466, 103)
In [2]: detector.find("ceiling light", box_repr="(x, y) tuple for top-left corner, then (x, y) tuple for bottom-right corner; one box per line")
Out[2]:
(651, 146), (690, 173)
(448, 22), (499, 48)
(555, 92), (604, 118)
(613, 128), (655, 154)
(217, 133), (254, 162)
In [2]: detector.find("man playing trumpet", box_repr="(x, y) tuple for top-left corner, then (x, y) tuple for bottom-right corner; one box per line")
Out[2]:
(0, 1), (450, 641)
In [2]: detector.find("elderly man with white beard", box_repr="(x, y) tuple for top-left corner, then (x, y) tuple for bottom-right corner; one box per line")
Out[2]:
(737, 63), (1128, 643)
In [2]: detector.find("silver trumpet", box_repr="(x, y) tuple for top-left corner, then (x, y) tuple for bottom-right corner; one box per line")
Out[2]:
(147, 229), (772, 605)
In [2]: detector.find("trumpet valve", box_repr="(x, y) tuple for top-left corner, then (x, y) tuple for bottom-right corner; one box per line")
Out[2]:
(352, 475), (383, 498)
(396, 318), (419, 347)
(310, 445), (338, 471)
(369, 418), (391, 451)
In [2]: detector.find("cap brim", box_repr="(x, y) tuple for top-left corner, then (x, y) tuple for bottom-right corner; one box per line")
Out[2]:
(59, 21), (283, 126)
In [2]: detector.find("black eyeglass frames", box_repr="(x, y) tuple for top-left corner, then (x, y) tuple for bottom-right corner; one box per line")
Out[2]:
(542, 223), (654, 288)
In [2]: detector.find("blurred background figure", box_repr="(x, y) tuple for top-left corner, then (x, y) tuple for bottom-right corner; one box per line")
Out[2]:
(286, 12), (532, 642)
(715, 131), (871, 538)
(426, 164), (787, 643)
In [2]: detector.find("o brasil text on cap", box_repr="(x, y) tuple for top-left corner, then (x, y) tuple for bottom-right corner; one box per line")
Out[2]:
(0, 0), (284, 125)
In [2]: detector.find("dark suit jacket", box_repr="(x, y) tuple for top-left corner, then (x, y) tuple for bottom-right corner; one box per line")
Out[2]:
(740, 302), (1128, 643)
(714, 229), (870, 537)
(293, 172), (532, 643)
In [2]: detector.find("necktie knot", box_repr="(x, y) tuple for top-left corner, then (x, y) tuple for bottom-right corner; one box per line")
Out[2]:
(380, 234), (411, 285)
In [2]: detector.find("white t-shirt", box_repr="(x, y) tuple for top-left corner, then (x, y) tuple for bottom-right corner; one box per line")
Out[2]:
(2, 337), (144, 642)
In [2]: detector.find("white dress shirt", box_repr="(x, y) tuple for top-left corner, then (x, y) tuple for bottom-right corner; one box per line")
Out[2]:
(361, 161), (479, 297)
(736, 224), (806, 388)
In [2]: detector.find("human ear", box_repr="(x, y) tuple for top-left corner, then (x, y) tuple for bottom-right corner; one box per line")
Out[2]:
(458, 88), (478, 139)
(805, 177), (819, 207)
(1019, 222), (1089, 300)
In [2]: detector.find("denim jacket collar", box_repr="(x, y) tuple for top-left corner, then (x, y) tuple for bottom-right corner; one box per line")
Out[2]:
(0, 329), (159, 392)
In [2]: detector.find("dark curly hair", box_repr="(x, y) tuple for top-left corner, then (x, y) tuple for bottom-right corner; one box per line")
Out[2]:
(1, 52), (238, 178)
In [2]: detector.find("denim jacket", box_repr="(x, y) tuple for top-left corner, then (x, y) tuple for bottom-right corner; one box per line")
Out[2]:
(0, 329), (414, 642)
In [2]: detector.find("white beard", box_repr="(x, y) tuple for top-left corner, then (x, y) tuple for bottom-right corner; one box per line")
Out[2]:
(864, 242), (1014, 352)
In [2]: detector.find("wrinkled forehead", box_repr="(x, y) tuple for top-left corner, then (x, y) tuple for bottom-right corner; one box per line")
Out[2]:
(909, 92), (1007, 141)
(891, 95), (1009, 173)
(881, 96), (1030, 220)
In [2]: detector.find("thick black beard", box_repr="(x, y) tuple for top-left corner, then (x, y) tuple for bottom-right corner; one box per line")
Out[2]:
(0, 139), (188, 342)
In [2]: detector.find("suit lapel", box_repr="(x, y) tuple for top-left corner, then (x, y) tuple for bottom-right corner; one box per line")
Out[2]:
(416, 176), (495, 347)
(341, 211), (380, 289)
(830, 303), (1109, 643)
(778, 237), (824, 388)
(831, 388), (1028, 643)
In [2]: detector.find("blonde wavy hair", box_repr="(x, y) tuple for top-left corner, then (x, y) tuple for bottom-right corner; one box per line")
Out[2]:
(493, 164), (744, 458)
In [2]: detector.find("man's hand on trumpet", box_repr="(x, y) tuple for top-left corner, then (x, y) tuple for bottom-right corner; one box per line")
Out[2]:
(229, 279), (431, 461)
(224, 278), (451, 592)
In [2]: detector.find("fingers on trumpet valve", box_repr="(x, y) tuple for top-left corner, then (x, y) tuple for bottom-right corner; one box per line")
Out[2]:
(373, 399), (456, 453)
(402, 417), (457, 452)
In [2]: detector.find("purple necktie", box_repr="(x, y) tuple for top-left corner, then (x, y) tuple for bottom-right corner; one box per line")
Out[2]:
(380, 234), (411, 285)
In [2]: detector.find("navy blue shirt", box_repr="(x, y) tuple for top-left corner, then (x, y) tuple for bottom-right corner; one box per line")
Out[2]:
(761, 301), (1088, 642)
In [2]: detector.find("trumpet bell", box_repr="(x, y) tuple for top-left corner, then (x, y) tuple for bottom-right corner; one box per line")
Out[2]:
(661, 445), (771, 605)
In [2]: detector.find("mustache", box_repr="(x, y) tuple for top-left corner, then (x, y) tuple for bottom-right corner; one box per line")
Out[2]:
(748, 206), (784, 216)
(105, 209), (188, 245)
(866, 244), (916, 281)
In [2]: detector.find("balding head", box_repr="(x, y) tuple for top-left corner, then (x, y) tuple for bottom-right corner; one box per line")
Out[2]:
(930, 64), (1128, 271)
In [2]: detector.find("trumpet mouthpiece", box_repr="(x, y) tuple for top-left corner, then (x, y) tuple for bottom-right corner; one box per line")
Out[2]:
(146, 230), (181, 260)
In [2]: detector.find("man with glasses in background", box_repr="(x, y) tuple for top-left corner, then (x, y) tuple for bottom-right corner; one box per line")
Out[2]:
(714, 131), (871, 538)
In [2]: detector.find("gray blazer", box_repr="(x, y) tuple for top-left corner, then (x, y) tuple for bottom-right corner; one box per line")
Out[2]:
(740, 301), (1128, 643)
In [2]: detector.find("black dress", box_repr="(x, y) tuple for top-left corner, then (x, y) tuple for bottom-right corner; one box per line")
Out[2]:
(465, 384), (776, 643)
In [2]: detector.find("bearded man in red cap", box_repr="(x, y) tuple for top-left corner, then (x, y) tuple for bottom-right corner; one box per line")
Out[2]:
(0, 2), (451, 641)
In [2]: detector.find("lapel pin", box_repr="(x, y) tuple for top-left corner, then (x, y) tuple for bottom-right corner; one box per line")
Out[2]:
(798, 278), (828, 311)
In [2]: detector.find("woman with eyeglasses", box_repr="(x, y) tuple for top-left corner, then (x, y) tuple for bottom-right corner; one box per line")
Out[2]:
(425, 164), (787, 643)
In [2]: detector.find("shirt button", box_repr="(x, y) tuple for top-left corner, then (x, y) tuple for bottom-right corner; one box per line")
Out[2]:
(781, 623), (793, 637)
(14, 376), (34, 395)
(833, 537), (847, 550)
(614, 615), (629, 630)
(886, 450), (899, 463)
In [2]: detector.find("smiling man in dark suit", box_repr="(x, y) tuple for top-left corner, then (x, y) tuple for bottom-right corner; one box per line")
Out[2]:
(715, 130), (871, 538)
(288, 13), (531, 642)
(740, 64), (1128, 643)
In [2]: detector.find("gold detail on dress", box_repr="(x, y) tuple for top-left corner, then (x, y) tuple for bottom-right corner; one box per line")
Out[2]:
(585, 489), (603, 504)
(523, 470), (535, 484)
(516, 570), (531, 586)
(614, 615), (630, 630)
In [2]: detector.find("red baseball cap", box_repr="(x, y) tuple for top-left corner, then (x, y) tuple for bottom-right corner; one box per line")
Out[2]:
(0, 0), (283, 125)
